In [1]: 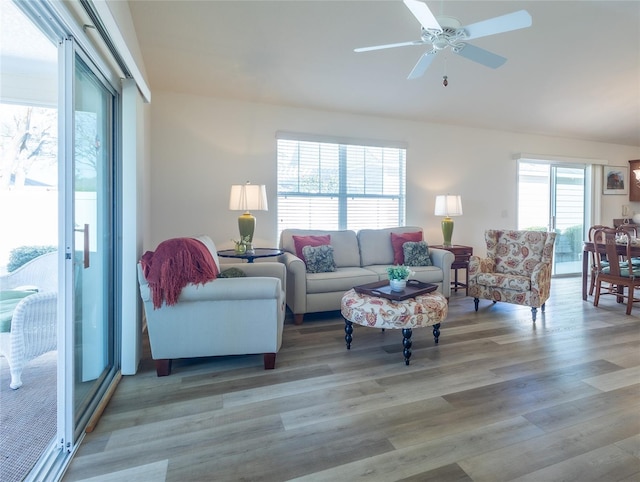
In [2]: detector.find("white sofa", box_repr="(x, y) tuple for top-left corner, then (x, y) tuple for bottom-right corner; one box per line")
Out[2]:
(279, 227), (454, 324)
(137, 236), (286, 376)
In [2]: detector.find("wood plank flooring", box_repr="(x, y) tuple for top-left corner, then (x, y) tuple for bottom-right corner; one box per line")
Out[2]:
(62, 277), (640, 482)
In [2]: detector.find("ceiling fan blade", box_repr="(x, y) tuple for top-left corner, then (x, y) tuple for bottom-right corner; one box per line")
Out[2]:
(403, 0), (442, 31)
(407, 51), (437, 79)
(462, 10), (532, 40)
(454, 43), (507, 69)
(354, 40), (427, 53)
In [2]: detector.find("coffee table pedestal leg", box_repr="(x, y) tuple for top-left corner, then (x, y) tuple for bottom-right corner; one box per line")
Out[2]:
(344, 320), (353, 349)
(433, 323), (441, 344)
(402, 328), (412, 365)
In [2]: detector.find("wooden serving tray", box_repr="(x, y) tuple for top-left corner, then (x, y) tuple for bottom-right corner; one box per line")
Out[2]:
(353, 279), (437, 301)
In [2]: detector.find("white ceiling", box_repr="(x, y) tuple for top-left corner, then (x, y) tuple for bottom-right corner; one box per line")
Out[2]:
(128, 0), (640, 147)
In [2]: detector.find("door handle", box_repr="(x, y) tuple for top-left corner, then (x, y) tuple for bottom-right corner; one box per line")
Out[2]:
(74, 223), (90, 268)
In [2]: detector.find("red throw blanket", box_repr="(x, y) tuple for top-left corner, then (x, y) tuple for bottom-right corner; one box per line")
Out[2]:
(140, 237), (219, 309)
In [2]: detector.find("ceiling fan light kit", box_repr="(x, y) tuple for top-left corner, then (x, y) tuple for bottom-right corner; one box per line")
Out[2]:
(354, 0), (532, 82)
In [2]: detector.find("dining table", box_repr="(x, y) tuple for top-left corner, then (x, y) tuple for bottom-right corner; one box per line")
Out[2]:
(582, 239), (640, 300)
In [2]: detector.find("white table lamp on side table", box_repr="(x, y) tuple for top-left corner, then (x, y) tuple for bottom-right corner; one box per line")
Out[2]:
(434, 194), (463, 247)
(229, 182), (268, 254)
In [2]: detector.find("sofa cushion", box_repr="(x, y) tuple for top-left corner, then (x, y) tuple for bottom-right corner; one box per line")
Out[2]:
(391, 231), (423, 265)
(305, 267), (379, 294)
(293, 234), (331, 262)
(281, 229), (360, 268)
(193, 235), (221, 271)
(303, 245), (336, 273)
(403, 241), (433, 267)
(358, 226), (424, 266)
(476, 272), (531, 291)
(367, 264), (443, 285)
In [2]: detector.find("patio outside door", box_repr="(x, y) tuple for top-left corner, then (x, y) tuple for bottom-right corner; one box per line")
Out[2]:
(59, 40), (116, 444)
(518, 161), (586, 276)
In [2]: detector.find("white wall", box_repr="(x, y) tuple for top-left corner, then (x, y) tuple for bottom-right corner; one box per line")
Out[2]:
(149, 90), (640, 256)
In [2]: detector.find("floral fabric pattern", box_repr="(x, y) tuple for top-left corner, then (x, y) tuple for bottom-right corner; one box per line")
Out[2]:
(468, 230), (556, 309)
(485, 230), (554, 277)
(302, 244), (336, 273)
(403, 241), (433, 267)
(341, 289), (447, 329)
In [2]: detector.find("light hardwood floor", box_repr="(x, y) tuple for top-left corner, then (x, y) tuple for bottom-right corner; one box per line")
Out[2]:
(62, 277), (640, 482)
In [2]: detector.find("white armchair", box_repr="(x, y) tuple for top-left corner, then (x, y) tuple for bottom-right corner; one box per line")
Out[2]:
(0, 252), (58, 389)
(137, 236), (286, 376)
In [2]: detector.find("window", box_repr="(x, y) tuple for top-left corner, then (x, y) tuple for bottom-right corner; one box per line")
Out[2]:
(277, 136), (406, 233)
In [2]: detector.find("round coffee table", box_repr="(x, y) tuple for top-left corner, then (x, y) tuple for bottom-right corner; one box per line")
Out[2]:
(340, 289), (448, 365)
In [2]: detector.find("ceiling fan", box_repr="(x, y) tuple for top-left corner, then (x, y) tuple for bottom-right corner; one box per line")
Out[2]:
(354, 0), (532, 80)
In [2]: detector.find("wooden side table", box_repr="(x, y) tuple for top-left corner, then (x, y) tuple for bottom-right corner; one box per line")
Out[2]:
(431, 244), (473, 294)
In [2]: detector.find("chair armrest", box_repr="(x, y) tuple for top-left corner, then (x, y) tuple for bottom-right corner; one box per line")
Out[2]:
(429, 248), (454, 298)
(468, 256), (495, 281)
(530, 261), (552, 301)
(8, 291), (57, 367)
(279, 252), (307, 314)
(179, 277), (282, 301)
(223, 262), (286, 288)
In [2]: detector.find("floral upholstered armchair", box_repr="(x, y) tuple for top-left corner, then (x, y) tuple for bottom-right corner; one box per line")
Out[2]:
(468, 230), (556, 322)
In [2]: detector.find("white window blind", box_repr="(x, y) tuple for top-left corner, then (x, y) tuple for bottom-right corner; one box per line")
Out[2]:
(277, 137), (406, 233)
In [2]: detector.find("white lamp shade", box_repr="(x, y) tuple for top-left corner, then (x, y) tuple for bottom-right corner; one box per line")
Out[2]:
(229, 183), (268, 212)
(434, 195), (463, 217)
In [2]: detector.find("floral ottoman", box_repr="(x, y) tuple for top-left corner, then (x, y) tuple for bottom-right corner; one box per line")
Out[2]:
(340, 288), (448, 365)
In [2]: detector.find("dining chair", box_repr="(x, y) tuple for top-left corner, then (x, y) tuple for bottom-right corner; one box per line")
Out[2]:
(592, 227), (640, 315)
(616, 224), (640, 266)
(588, 225), (609, 296)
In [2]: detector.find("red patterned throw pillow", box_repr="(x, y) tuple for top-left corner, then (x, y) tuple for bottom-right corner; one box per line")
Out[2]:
(292, 234), (331, 263)
(390, 231), (423, 265)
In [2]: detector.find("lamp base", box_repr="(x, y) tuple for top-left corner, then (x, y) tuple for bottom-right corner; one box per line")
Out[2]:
(441, 217), (454, 247)
(238, 212), (256, 250)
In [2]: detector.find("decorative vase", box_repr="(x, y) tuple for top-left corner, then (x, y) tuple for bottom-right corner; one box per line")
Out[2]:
(234, 243), (247, 255)
(389, 279), (407, 292)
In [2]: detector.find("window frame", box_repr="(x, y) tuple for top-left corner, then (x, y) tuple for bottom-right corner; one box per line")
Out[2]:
(276, 133), (407, 233)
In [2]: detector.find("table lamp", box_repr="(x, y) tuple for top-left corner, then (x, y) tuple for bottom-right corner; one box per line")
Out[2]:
(229, 182), (268, 254)
(434, 194), (463, 246)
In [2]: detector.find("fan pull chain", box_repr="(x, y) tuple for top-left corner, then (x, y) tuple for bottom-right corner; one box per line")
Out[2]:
(442, 53), (449, 87)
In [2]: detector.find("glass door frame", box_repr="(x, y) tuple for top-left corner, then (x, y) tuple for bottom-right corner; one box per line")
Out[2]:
(62, 39), (120, 443)
(517, 159), (588, 277)
(12, 2), (123, 479)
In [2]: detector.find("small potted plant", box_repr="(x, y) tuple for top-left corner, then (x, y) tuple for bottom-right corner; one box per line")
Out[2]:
(231, 235), (251, 255)
(387, 265), (413, 291)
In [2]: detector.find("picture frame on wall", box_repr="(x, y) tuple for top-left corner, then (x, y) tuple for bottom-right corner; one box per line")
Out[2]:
(603, 166), (629, 195)
(629, 160), (640, 202)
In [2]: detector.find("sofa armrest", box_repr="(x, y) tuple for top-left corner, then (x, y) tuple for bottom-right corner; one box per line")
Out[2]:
(279, 252), (307, 315)
(429, 248), (455, 298)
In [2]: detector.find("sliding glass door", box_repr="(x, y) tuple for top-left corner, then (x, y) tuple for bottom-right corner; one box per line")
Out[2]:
(69, 52), (117, 433)
(2, 3), (121, 478)
(518, 161), (586, 276)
